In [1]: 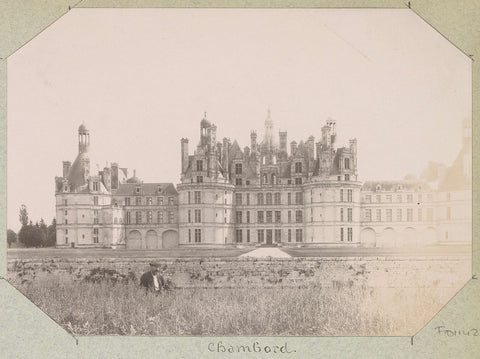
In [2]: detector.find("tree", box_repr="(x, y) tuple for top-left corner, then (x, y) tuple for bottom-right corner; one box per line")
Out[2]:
(39, 218), (48, 246)
(19, 205), (28, 226)
(46, 218), (56, 247)
(7, 229), (17, 248)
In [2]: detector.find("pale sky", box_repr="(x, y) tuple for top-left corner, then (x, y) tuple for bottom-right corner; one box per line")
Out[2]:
(7, 9), (471, 231)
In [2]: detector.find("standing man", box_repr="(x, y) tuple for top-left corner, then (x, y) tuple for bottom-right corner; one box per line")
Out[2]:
(140, 263), (165, 294)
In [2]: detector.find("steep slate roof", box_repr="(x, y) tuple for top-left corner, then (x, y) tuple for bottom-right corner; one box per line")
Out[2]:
(362, 180), (431, 192)
(115, 183), (178, 196)
(66, 152), (89, 190)
(438, 144), (472, 191)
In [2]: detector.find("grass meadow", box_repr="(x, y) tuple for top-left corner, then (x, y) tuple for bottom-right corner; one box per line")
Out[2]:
(16, 278), (450, 336)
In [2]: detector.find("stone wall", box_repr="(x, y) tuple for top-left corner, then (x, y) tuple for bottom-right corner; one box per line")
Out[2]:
(7, 256), (470, 290)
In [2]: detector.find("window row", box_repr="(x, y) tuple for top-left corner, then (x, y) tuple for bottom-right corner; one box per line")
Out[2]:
(363, 193), (433, 204)
(340, 227), (353, 242)
(188, 228), (202, 243)
(339, 208), (354, 222)
(234, 192), (304, 205)
(235, 228), (303, 243)
(125, 211), (175, 224)
(123, 196), (175, 206)
(363, 208), (434, 222)
(234, 210), (303, 224)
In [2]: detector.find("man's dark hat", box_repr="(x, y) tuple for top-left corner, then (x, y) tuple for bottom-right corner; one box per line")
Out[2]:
(149, 262), (159, 268)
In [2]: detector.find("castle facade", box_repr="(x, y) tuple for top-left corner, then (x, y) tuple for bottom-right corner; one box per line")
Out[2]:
(55, 113), (472, 249)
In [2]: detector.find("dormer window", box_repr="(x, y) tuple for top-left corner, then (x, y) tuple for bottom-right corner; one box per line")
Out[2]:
(196, 160), (203, 171)
(376, 184), (381, 191)
(397, 185), (403, 191)
(135, 187), (141, 194)
(157, 186), (162, 194)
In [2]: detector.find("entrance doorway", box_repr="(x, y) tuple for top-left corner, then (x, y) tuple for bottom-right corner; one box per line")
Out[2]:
(266, 229), (273, 244)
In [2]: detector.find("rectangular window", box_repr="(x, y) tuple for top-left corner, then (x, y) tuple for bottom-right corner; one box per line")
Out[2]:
(65, 229), (68, 235)
(427, 208), (433, 221)
(365, 195), (371, 203)
(295, 177), (302, 185)
(386, 195), (392, 203)
(376, 195), (381, 203)
(295, 210), (303, 223)
(365, 209), (371, 222)
(407, 194), (413, 203)
(275, 229), (281, 242)
(236, 211), (242, 224)
(340, 189), (344, 202)
(348, 208), (353, 222)
(375, 209), (381, 222)
(135, 197), (142, 206)
(347, 228), (353, 242)
(274, 192), (281, 205)
(288, 210), (292, 223)
(418, 208), (423, 221)
(348, 189), (353, 202)
(397, 194), (402, 203)
(236, 229), (243, 243)
(235, 193), (242, 205)
(246, 229), (250, 243)
(64, 199), (68, 206)
(266, 211), (273, 223)
(235, 163), (242, 175)
(158, 211), (164, 224)
(287, 193), (292, 205)
(295, 229), (303, 242)
(187, 192), (191, 204)
(196, 176), (203, 183)
(168, 211), (174, 223)
(257, 211), (264, 223)
(125, 197), (131, 206)
(147, 197), (152, 205)
(295, 162), (302, 173)
(126, 212), (131, 224)
(64, 210), (68, 216)
(345, 174), (350, 181)
(194, 209), (201, 223)
(407, 208), (413, 221)
(397, 208), (402, 222)
(295, 192), (303, 205)
(93, 228), (99, 243)
(194, 229), (201, 243)
(194, 191), (201, 204)
(158, 197), (164, 205)
(196, 160), (203, 171)
(257, 193), (264, 205)
(93, 209), (99, 224)
(188, 210), (191, 223)
(147, 211), (152, 224)
(344, 157), (350, 169)
(246, 211), (250, 223)
(168, 197), (174, 205)
(446, 207), (451, 220)
(275, 211), (281, 223)
(340, 208), (344, 222)
(288, 229), (292, 242)
(93, 196), (98, 205)
(246, 193), (250, 205)
(386, 209), (392, 222)
(136, 211), (142, 224)
(266, 193), (272, 205)
(340, 228), (344, 241)
(257, 229), (264, 243)
(235, 178), (242, 186)
(188, 229), (191, 243)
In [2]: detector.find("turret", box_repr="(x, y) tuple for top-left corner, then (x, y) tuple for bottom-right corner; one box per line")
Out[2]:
(290, 141), (297, 156)
(78, 123), (90, 154)
(103, 164), (111, 192)
(181, 138), (189, 174)
(111, 163), (119, 190)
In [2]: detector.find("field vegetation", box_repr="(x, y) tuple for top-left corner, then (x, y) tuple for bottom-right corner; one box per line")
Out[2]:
(16, 277), (448, 336)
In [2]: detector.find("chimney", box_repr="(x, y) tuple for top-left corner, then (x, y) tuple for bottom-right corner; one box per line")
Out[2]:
(63, 161), (71, 177)
(222, 138), (230, 180)
(111, 163), (119, 190)
(103, 165), (111, 192)
(250, 131), (257, 152)
(181, 138), (189, 174)
(290, 141), (297, 156)
(279, 131), (287, 152)
(307, 136), (315, 158)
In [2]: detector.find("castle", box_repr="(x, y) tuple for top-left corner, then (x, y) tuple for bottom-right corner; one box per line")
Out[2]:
(55, 112), (472, 249)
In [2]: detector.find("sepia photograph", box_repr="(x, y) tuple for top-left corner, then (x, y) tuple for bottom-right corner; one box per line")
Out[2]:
(5, 8), (472, 338)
